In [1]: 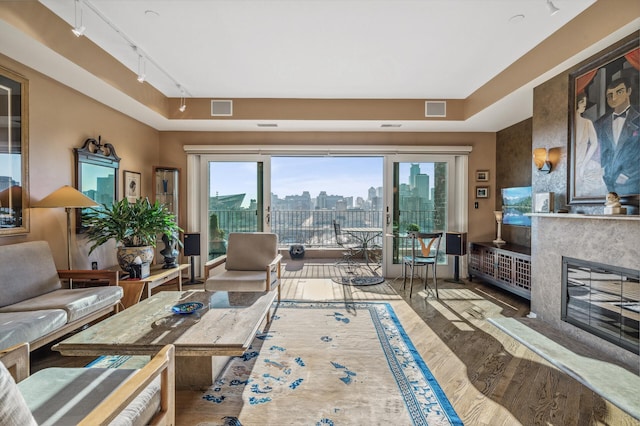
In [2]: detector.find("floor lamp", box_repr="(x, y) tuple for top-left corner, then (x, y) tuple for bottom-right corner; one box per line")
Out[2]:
(33, 186), (99, 271)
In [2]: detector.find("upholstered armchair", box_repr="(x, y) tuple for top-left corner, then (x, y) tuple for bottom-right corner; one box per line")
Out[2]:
(204, 232), (283, 302)
(0, 343), (175, 425)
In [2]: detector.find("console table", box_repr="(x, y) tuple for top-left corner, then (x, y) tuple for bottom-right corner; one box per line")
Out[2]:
(468, 242), (531, 299)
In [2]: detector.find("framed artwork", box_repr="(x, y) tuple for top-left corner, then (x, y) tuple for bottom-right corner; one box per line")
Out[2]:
(0, 66), (29, 236)
(475, 186), (489, 199)
(568, 34), (639, 205)
(475, 170), (489, 182)
(534, 192), (554, 213)
(124, 170), (141, 203)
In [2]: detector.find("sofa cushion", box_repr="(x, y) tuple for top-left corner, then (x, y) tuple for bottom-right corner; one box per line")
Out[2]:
(18, 368), (160, 426)
(0, 310), (68, 351)
(0, 361), (37, 426)
(225, 232), (278, 271)
(0, 241), (61, 308)
(205, 270), (278, 292)
(110, 375), (161, 426)
(0, 287), (123, 322)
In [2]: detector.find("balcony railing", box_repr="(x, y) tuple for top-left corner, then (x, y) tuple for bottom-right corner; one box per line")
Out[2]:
(207, 209), (438, 250)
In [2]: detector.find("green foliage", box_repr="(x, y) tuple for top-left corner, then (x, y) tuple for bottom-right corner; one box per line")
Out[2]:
(209, 212), (225, 240)
(83, 198), (182, 254)
(406, 223), (420, 232)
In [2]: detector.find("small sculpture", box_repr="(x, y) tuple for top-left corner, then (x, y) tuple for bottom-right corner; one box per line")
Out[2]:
(160, 233), (179, 268)
(605, 192), (621, 207)
(604, 192), (626, 215)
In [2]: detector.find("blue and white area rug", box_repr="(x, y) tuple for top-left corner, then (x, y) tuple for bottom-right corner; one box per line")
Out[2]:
(199, 301), (463, 425)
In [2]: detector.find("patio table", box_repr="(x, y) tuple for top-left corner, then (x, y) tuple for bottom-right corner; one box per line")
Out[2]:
(342, 227), (383, 268)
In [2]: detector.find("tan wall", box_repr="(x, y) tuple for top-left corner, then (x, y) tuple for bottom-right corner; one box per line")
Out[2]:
(158, 131), (497, 243)
(0, 53), (160, 270)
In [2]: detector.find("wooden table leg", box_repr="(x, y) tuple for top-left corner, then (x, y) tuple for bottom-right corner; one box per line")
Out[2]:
(175, 355), (231, 390)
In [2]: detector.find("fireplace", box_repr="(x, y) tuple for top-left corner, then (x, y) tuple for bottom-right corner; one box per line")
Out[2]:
(562, 257), (639, 354)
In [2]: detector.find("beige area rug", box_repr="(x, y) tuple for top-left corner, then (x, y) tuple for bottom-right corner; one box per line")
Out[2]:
(193, 301), (462, 425)
(488, 317), (640, 420)
(281, 278), (401, 302)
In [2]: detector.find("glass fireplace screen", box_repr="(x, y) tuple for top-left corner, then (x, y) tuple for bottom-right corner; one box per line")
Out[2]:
(562, 257), (639, 354)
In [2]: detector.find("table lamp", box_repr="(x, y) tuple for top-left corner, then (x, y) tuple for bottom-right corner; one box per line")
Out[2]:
(33, 186), (99, 270)
(493, 210), (506, 245)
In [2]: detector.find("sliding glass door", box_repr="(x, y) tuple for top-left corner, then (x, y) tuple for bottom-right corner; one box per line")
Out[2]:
(202, 156), (270, 260)
(383, 155), (457, 278)
(188, 147), (468, 278)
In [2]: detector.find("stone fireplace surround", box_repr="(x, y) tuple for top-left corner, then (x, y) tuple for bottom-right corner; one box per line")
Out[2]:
(530, 213), (640, 370)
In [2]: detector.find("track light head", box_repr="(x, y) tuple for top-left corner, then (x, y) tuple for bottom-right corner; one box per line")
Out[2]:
(177, 85), (187, 112)
(136, 54), (146, 83)
(546, 0), (559, 16)
(72, 25), (86, 37)
(72, 0), (85, 37)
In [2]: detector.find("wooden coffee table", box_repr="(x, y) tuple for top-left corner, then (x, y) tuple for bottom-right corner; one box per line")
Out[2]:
(53, 289), (276, 389)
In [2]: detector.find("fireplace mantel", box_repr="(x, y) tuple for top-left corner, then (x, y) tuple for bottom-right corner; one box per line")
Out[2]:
(528, 213), (640, 221)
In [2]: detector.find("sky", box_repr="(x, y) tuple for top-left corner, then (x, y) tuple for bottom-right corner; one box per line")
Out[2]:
(210, 157), (385, 205)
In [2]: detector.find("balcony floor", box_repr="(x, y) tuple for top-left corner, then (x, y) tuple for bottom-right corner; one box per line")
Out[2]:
(281, 258), (381, 280)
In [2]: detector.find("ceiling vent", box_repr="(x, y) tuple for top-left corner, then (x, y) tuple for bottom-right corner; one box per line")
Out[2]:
(211, 100), (233, 116)
(425, 101), (446, 118)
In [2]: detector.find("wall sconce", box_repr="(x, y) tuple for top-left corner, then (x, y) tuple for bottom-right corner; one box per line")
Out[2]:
(493, 210), (506, 245)
(533, 148), (552, 173)
(533, 147), (560, 173)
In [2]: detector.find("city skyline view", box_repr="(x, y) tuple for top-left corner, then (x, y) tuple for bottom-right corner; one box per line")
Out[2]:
(209, 157), (437, 208)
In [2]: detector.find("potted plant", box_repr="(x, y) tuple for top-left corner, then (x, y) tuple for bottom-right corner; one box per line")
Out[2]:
(208, 212), (227, 258)
(83, 197), (182, 272)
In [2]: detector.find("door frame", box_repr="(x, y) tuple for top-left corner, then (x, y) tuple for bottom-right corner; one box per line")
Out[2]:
(184, 145), (470, 278)
(382, 154), (468, 278)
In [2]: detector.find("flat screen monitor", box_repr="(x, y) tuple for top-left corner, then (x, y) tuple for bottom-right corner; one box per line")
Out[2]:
(501, 186), (532, 226)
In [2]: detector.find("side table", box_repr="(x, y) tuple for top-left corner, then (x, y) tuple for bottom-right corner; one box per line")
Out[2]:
(120, 264), (189, 307)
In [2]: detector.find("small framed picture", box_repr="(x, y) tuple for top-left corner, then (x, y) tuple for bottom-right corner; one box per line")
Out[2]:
(476, 170), (489, 182)
(476, 186), (489, 199)
(534, 192), (554, 213)
(123, 170), (141, 203)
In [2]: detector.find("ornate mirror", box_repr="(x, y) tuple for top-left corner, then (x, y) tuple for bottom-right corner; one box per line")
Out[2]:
(75, 136), (120, 232)
(0, 66), (29, 236)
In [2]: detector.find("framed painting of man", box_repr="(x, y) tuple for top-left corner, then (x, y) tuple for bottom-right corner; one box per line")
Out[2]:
(568, 33), (639, 205)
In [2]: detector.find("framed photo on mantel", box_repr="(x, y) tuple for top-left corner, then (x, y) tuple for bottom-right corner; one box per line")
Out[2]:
(568, 34), (639, 205)
(534, 192), (554, 213)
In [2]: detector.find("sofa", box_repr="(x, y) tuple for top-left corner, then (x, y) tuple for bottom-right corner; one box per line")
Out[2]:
(0, 241), (123, 352)
(0, 342), (175, 425)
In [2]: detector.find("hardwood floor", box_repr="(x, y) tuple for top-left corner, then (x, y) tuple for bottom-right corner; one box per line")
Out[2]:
(29, 261), (639, 425)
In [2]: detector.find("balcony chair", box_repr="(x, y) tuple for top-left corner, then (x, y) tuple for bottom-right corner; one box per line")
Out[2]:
(402, 232), (443, 298)
(333, 220), (360, 272)
(204, 232), (283, 304)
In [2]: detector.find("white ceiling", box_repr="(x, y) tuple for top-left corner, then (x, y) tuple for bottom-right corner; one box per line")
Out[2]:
(18, 0), (626, 131)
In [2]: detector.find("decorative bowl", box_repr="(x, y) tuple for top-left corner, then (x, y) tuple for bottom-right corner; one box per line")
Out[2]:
(171, 302), (204, 315)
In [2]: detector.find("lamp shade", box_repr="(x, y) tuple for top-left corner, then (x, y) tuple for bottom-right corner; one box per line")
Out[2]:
(493, 210), (503, 222)
(33, 185), (98, 208)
